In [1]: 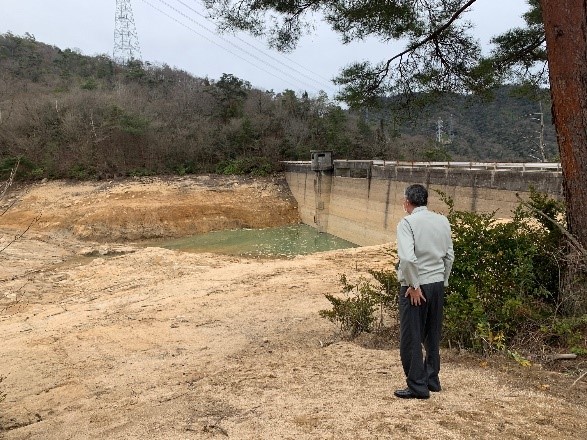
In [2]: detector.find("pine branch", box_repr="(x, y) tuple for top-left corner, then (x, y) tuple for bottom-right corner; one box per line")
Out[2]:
(515, 193), (587, 255)
(369, 0), (479, 92)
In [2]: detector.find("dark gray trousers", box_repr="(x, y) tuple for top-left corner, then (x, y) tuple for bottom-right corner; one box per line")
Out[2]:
(399, 281), (444, 397)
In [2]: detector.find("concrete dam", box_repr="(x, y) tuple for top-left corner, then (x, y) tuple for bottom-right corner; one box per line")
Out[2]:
(283, 153), (563, 246)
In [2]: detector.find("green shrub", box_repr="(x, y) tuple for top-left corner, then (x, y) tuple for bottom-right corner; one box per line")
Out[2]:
(541, 315), (587, 355)
(106, 105), (150, 136)
(30, 167), (45, 179)
(80, 78), (98, 90)
(174, 164), (187, 176)
(441, 189), (567, 352)
(0, 156), (36, 179)
(68, 164), (93, 179)
(319, 269), (398, 337)
(128, 167), (156, 177)
(216, 156), (273, 176)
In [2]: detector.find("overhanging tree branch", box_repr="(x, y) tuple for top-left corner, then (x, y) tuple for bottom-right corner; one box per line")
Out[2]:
(493, 36), (546, 70)
(368, 0), (478, 92)
(515, 193), (587, 255)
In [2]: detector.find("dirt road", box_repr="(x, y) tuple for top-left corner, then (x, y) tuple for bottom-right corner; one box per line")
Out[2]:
(0, 176), (585, 439)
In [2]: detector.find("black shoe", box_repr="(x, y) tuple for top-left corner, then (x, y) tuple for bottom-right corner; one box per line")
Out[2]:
(428, 385), (441, 392)
(393, 388), (429, 399)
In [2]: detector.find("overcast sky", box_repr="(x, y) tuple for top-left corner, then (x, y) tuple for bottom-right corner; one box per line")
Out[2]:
(2, 0), (530, 98)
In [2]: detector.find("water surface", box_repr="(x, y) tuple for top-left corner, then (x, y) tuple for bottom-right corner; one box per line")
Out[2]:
(150, 224), (357, 258)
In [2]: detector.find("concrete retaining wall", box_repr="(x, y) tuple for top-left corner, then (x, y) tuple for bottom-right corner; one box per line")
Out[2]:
(284, 161), (563, 246)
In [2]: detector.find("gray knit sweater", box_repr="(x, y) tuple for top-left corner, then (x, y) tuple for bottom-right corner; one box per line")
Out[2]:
(396, 206), (454, 289)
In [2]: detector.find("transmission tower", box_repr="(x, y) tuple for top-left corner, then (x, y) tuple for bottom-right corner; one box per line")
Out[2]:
(436, 117), (444, 143)
(113, 0), (142, 65)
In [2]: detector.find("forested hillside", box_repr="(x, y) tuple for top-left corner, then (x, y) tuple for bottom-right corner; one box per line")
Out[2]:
(382, 88), (558, 162)
(0, 33), (557, 180)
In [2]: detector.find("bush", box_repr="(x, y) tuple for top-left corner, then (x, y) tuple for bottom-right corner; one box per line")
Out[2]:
(216, 156), (273, 176)
(319, 269), (398, 337)
(128, 167), (156, 177)
(68, 164), (94, 179)
(541, 315), (587, 355)
(0, 156), (36, 179)
(441, 189), (568, 353)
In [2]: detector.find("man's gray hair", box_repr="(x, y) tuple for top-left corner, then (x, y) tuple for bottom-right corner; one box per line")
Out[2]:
(405, 184), (428, 207)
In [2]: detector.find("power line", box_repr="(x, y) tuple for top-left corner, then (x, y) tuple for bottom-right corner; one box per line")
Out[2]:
(149, 0), (334, 93)
(137, 0), (337, 95)
(178, 0), (334, 90)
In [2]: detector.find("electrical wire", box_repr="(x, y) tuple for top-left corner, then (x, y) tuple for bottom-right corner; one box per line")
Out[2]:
(138, 0), (338, 95)
(179, 0), (334, 89)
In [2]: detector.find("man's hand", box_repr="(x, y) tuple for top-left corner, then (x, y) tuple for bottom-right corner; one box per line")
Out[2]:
(405, 286), (426, 306)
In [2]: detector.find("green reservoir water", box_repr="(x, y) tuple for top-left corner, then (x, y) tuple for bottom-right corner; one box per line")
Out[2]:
(149, 224), (358, 258)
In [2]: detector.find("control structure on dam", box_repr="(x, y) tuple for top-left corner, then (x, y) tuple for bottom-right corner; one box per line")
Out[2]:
(283, 154), (563, 246)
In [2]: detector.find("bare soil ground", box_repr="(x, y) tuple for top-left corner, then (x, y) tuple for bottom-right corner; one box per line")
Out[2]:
(0, 175), (585, 440)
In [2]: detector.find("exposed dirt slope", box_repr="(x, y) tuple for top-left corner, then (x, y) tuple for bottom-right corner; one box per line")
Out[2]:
(0, 176), (585, 439)
(0, 175), (299, 242)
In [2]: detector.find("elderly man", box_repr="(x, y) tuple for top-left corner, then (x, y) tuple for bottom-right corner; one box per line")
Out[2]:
(395, 184), (454, 399)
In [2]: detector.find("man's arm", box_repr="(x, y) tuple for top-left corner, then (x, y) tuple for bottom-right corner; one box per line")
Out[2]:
(397, 219), (420, 289)
(443, 223), (454, 287)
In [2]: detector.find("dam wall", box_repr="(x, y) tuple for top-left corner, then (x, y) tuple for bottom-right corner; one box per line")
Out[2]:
(284, 160), (563, 246)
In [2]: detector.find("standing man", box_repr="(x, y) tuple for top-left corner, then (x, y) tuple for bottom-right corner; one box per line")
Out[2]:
(394, 184), (454, 399)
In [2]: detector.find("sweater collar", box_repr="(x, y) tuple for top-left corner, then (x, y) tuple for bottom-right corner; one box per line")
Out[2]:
(410, 206), (428, 215)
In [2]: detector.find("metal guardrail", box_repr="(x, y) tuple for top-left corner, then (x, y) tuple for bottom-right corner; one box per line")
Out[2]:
(282, 160), (562, 172)
(371, 161), (562, 172)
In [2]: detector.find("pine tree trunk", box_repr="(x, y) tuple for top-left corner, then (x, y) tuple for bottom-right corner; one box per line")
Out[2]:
(541, 1), (587, 313)
(541, 1), (587, 248)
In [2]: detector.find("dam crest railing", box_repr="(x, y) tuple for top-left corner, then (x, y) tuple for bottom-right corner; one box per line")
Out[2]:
(282, 160), (562, 173)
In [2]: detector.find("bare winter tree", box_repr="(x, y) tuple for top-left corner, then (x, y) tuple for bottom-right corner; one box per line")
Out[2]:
(0, 159), (39, 253)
